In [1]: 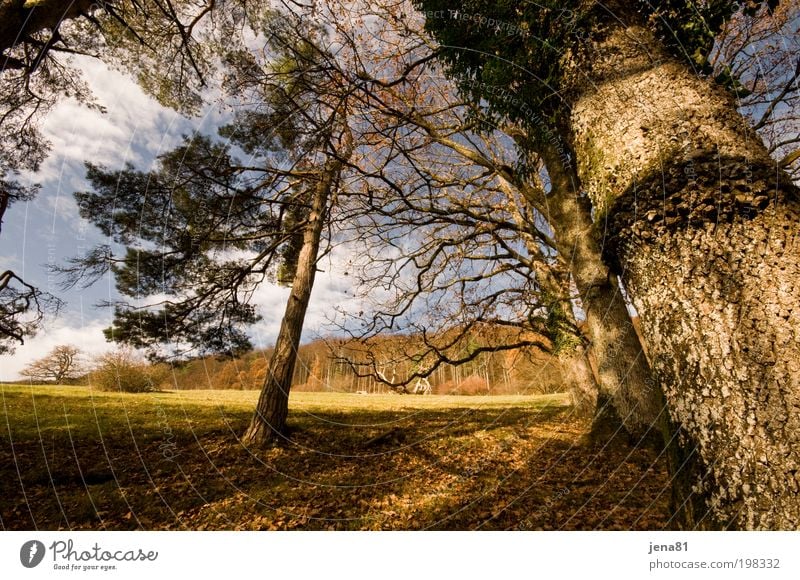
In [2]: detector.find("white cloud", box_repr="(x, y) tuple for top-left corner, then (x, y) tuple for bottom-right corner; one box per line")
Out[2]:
(248, 283), (292, 348)
(305, 249), (369, 332)
(31, 58), (190, 186)
(24, 56), (234, 190)
(0, 319), (114, 381)
(247, 245), (367, 348)
(0, 253), (21, 271)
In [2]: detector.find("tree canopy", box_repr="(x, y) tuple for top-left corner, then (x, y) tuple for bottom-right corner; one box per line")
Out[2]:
(413, 0), (784, 141)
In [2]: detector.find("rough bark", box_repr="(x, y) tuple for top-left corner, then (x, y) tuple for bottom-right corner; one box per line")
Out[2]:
(563, 345), (603, 421)
(241, 158), (340, 447)
(539, 143), (664, 443)
(566, 9), (800, 529)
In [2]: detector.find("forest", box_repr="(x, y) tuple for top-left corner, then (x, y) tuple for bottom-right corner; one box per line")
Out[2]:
(14, 332), (576, 394)
(1, 0), (799, 532)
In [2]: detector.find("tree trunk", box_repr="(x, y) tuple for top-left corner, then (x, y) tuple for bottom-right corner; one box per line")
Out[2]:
(566, 9), (800, 529)
(539, 143), (664, 444)
(0, 0), (95, 56)
(500, 174), (602, 420)
(0, 188), (10, 233)
(241, 159), (340, 447)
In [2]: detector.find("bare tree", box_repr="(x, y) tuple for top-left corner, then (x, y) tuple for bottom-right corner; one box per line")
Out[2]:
(0, 269), (60, 354)
(20, 344), (83, 383)
(711, 1), (800, 180)
(311, 2), (654, 436)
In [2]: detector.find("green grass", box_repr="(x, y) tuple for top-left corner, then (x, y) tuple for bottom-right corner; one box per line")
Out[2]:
(1, 385), (568, 445)
(0, 384), (669, 530)
(3, 385), (566, 431)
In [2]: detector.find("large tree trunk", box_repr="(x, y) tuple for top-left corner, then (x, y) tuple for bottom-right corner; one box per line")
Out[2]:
(566, 7), (800, 529)
(539, 143), (664, 443)
(241, 159), (340, 447)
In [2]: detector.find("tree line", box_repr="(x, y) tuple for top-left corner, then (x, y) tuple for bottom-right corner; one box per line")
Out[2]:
(17, 333), (574, 396)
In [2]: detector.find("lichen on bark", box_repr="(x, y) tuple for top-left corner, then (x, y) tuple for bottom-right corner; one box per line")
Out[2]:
(566, 18), (800, 529)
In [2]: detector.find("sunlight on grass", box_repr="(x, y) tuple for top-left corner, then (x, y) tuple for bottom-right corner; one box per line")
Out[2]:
(0, 383), (667, 531)
(1, 384), (569, 442)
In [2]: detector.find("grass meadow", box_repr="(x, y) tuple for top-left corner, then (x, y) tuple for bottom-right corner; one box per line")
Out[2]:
(1, 385), (670, 530)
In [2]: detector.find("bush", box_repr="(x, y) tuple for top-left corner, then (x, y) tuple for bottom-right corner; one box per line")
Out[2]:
(90, 350), (164, 393)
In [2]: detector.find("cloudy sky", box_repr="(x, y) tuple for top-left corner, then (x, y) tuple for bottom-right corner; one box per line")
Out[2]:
(0, 58), (361, 381)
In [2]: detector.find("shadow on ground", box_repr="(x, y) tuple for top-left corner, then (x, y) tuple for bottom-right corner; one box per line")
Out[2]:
(0, 393), (670, 530)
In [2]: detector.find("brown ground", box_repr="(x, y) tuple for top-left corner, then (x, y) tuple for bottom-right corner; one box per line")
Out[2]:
(0, 388), (671, 530)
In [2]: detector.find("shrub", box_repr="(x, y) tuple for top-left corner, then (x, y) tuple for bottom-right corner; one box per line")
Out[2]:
(90, 349), (163, 393)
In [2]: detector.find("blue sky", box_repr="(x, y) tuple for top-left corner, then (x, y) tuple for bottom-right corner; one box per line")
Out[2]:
(0, 58), (360, 380)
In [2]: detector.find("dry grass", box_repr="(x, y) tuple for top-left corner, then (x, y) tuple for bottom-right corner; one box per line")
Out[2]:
(0, 384), (670, 530)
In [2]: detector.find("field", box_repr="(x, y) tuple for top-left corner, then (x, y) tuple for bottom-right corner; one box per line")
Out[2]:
(0, 385), (670, 530)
